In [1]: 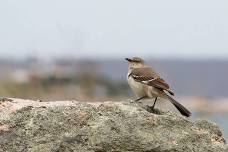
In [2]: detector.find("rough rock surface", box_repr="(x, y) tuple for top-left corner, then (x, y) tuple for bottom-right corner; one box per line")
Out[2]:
(0, 98), (227, 152)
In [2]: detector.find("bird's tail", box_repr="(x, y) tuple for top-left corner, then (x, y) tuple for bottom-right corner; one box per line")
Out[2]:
(165, 94), (191, 117)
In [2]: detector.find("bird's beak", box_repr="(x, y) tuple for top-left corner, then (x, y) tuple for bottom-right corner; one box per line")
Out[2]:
(125, 58), (132, 62)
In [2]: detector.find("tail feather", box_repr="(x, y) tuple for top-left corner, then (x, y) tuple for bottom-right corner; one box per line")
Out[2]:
(166, 94), (191, 117)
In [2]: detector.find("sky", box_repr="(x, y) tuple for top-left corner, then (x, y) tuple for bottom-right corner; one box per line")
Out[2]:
(0, 0), (228, 59)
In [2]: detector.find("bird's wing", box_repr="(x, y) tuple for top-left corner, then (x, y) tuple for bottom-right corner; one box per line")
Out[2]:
(129, 67), (174, 95)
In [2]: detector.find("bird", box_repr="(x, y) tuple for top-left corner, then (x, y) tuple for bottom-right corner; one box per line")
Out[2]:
(125, 57), (191, 117)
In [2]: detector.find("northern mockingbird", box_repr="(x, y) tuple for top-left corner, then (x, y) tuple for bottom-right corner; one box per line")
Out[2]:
(126, 57), (191, 117)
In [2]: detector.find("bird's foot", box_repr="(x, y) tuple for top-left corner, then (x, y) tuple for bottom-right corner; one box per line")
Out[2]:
(151, 105), (155, 109)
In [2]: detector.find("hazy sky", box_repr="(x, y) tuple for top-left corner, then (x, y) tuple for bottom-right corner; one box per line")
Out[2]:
(0, 0), (228, 59)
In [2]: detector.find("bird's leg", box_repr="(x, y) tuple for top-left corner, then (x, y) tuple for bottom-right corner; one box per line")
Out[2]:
(135, 96), (147, 102)
(152, 97), (157, 109)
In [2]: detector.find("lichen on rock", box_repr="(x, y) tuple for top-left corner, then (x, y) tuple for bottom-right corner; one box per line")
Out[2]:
(0, 98), (227, 152)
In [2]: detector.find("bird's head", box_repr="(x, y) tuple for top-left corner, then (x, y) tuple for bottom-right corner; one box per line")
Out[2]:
(125, 57), (145, 68)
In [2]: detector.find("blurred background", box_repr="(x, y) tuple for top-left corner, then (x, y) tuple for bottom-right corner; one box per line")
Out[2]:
(0, 0), (228, 139)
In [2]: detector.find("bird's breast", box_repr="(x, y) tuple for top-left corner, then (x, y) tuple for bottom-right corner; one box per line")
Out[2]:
(127, 76), (146, 97)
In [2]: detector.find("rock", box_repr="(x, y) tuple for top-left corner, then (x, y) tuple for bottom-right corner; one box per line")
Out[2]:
(0, 98), (227, 152)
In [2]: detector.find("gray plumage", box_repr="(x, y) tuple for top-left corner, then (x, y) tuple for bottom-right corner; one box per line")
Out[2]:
(126, 57), (191, 117)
